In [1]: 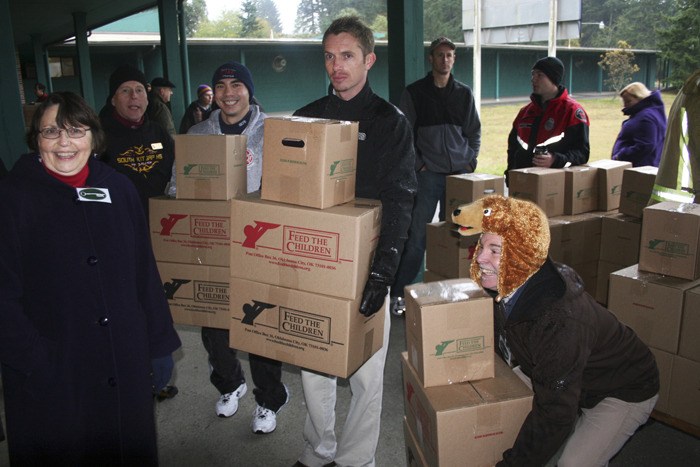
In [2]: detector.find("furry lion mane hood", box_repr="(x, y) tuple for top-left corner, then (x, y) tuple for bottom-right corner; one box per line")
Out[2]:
(451, 194), (550, 301)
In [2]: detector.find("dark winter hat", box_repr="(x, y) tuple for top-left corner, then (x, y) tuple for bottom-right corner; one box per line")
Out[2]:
(151, 77), (176, 89)
(429, 36), (456, 54)
(532, 56), (564, 86)
(109, 64), (148, 98)
(211, 62), (255, 103)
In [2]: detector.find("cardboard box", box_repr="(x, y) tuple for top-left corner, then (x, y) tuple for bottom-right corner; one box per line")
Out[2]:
(607, 264), (700, 353)
(668, 355), (700, 427)
(639, 201), (700, 280)
(564, 165), (599, 215)
(402, 352), (533, 467)
(548, 212), (603, 265)
(649, 347), (673, 414)
(150, 197), (231, 266)
(679, 286), (700, 362)
(261, 116), (358, 209)
(599, 213), (642, 265)
(595, 260), (627, 305)
(425, 222), (478, 279)
(229, 277), (384, 378)
(618, 166), (658, 218)
(405, 279), (494, 387)
(508, 167), (565, 217)
(173, 134), (248, 200)
(446, 173), (505, 218)
(404, 418), (429, 467)
(158, 262), (230, 329)
(587, 160), (633, 211)
(230, 196), (381, 300)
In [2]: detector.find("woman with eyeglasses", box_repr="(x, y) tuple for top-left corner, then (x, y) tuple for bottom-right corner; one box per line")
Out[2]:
(0, 91), (181, 466)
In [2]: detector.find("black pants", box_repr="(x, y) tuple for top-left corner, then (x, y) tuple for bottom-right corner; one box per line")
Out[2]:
(201, 327), (287, 411)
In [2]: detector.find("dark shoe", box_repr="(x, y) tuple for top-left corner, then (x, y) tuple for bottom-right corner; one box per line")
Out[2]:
(390, 296), (405, 317)
(155, 385), (179, 401)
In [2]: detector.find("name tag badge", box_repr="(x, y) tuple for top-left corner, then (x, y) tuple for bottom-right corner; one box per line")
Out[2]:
(151, 142), (163, 150)
(76, 187), (112, 203)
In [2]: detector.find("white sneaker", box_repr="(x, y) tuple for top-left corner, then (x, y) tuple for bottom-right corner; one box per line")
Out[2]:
(251, 385), (289, 434)
(215, 382), (247, 418)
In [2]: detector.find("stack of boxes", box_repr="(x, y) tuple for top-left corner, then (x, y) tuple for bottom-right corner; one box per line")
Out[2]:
(226, 116), (385, 378)
(150, 134), (248, 329)
(607, 200), (700, 430)
(401, 279), (534, 466)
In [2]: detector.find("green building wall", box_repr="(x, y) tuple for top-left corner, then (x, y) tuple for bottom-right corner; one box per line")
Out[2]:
(26, 41), (658, 116)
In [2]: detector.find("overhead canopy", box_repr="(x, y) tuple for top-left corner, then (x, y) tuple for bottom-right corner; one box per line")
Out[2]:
(10, 0), (157, 49)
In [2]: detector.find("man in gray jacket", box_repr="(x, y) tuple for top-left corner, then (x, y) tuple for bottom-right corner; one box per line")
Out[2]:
(390, 36), (481, 315)
(167, 62), (288, 435)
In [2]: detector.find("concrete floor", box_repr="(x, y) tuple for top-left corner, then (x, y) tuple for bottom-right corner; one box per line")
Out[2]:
(1, 314), (699, 466)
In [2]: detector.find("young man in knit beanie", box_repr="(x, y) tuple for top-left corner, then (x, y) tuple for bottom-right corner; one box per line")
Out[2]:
(505, 56), (590, 183)
(167, 61), (290, 436)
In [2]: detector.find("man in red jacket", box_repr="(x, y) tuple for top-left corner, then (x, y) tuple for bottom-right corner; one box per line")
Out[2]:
(506, 56), (590, 183)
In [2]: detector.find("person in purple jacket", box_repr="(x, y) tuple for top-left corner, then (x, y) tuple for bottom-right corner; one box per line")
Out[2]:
(612, 82), (667, 167)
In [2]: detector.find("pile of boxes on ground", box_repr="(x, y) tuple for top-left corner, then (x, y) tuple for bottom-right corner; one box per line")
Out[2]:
(426, 161), (700, 440)
(401, 279), (534, 466)
(150, 116), (384, 379)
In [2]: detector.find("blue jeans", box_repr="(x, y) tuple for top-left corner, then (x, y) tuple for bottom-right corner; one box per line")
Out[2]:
(391, 170), (448, 297)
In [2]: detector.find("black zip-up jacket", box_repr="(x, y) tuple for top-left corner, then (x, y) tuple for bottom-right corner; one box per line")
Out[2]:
(294, 81), (417, 284)
(495, 258), (659, 466)
(401, 72), (480, 173)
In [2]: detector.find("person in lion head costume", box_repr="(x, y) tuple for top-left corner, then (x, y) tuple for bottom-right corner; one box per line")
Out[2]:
(451, 194), (659, 466)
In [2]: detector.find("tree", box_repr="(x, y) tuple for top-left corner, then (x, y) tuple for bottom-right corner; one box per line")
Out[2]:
(195, 10), (242, 38)
(294, 0), (388, 36)
(183, 0), (207, 37)
(658, 0), (700, 88)
(598, 40), (640, 93)
(295, 0), (331, 35)
(254, 0), (282, 34)
(424, 0), (462, 42)
(581, 0), (674, 49)
(240, 0), (262, 37)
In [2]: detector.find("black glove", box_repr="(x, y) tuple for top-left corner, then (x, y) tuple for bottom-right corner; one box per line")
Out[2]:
(359, 277), (390, 317)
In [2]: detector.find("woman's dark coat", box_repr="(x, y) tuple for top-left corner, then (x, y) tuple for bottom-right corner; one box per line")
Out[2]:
(0, 154), (181, 466)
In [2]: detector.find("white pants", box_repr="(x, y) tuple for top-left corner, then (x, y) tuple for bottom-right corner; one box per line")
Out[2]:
(553, 394), (659, 467)
(298, 298), (391, 467)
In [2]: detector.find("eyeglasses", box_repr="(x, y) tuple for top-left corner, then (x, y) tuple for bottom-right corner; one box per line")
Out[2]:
(39, 127), (91, 139)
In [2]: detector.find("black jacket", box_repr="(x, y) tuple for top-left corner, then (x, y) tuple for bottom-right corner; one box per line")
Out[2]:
(100, 111), (175, 215)
(496, 259), (659, 466)
(294, 81), (417, 283)
(401, 73), (480, 173)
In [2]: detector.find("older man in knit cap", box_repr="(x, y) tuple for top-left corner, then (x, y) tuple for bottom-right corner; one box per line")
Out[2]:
(100, 64), (175, 218)
(167, 61), (289, 435)
(505, 56), (590, 182)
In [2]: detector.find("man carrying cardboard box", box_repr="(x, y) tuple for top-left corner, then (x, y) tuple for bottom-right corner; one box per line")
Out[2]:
(168, 62), (288, 435)
(292, 15), (417, 467)
(452, 195), (659, 467)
